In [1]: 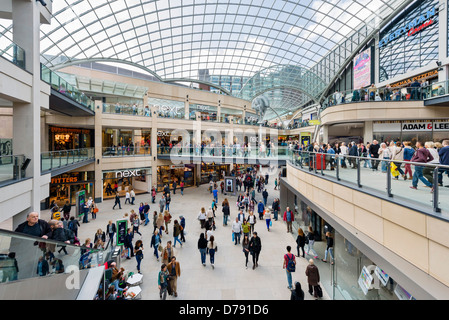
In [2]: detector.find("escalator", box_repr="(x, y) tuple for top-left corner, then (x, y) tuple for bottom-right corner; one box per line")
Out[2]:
(0, 228), (116, 300)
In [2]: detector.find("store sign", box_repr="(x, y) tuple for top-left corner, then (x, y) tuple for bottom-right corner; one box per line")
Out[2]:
(390, 69), (438, 88)
(115, 169), (142, 178)
(50, 126), (90, 135)
(379, 7), (437, 48)
(402, 122), (433, 131)
(157, 131), (171, 137)
(157, 104), (183, 115)
(433, 122), (449, 131)
(51, 177), (78, 184)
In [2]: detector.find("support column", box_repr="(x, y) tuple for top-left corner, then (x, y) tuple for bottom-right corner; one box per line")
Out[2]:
(151, 106), (158, 190)
(12, 1), (43, 226)
(364, 121), (373, 144)
(94, 100), (103, 203)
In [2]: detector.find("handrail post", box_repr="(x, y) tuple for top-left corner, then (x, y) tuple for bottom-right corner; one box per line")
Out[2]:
(357, 157), (361, 187)
(433, 167), (441, 213)
(386, 160), (392, 197)
(336, 155), (340, 181)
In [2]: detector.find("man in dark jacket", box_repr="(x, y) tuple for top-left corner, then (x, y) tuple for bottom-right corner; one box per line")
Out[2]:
(438, 140), (449, 186)
(49, 220), (75, 255)
(369, 140), (380, 171)
(249, 232), (262, 270)
(410, 141), (433, 190)
(15, 212), (51, 239)
(62, 201), (72, 221)
(106, 220), (117, 247)
(124, 228), (134, 258)
(272, 198), (280, 221)
(222, 202), (230, 226)
(348, 142), (358, 169)
(262, 189), (268, 206)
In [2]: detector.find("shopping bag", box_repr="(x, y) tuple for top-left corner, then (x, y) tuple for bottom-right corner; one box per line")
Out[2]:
(269, 220), (272, 227)
(390, 162), (399, 177)
(232, 232), (235, 242)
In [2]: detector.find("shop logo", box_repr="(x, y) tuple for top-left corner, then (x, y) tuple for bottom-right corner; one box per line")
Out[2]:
(115, 169), (141, 178)
(157, 131), (171, 137)
(379, 7), (437, 48)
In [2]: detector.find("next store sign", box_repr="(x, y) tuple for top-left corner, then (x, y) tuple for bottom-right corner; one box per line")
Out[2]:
(379, 7), (437, 48)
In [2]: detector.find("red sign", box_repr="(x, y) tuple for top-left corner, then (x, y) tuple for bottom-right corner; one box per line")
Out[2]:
(408, 19), (433, 37)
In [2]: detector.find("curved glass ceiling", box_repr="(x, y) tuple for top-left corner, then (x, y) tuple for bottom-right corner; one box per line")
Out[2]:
(1, 0), (410, 119)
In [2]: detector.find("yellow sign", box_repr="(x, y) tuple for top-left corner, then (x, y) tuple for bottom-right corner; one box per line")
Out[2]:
(390, 69), (438, 88)
(309, 120), (321, 125)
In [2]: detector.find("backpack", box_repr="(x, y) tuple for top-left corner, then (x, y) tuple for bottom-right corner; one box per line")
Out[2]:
(286, 253), (295, 272)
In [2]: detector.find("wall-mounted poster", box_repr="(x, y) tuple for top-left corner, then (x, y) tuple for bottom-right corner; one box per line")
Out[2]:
(116, 220), (128, 246)
(353, 48), (371, 89)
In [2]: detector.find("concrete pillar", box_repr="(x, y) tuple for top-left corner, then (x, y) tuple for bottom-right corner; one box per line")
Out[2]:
(94, 100), (103, 203)
(439, 0), (448, 82)
(12, 0), (42, 223)
(321, 125), (329, 145)
(151, 106), (158, 189)
(364, 121), (373, 144)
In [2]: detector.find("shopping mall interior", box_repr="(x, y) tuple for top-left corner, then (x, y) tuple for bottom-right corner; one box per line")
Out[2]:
(0, 0), (449, 301)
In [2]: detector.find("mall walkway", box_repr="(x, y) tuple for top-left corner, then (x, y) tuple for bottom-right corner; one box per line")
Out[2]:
(42, 168), (329, 300)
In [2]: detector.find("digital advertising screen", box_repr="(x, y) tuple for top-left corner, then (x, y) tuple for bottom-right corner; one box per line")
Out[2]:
(353, 48), (372, 89)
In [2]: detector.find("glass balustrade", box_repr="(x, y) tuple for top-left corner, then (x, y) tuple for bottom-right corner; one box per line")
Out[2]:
(288, 150), (449, 214)
(0, 228), (109, 284)
(102, 146), (151, 157)
(156, 146), (291, 159)
(41, 64), (95, 111)
(0, 155), (27, 186)
(0, 39), (25, 69)
(41, 148), (94, 172)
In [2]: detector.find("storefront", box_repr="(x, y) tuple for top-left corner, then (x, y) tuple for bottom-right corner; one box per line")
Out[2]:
(220, 107), (243, 124)
(233, 164), (260, 176)
(148, 97), (185, 119)
(50, 126), (93, 151)
(373, 120), (449, 145)
(201, 163), (229, 183)
(49, 171), (95, 206)
(292, 196), (410, 300)
(278, 135), (299, 146)
(157, 164), (195, 192)
(102, 128), (151, 156)
(103, 167), (152, 199)
(189, 104), (217, 121)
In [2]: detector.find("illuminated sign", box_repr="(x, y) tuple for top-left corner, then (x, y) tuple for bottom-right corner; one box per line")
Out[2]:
(115, 169), (142, 178)
(390, 69), (438, 88)
(379, 7), (437, 48)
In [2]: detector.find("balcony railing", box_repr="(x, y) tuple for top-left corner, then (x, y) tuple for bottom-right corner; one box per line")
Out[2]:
(41, 148), (95, 172)
(288, 150), (449, 215)
(41, 64), (94, 111)
(102, 146), (151, 157)
(0, 155), (27, 186)
(0, 39), (25, 69)
(157, 145), (291, 158)
(102, 103), (151, 117)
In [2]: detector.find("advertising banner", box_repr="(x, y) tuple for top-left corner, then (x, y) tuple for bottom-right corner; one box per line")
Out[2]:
(353, 49), (371, 89)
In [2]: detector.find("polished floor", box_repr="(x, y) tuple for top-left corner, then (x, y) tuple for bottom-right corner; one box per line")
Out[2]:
(42, 168), (329, 300)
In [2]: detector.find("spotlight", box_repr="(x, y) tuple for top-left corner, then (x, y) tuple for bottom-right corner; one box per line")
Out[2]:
(36, 0), (47, 6)
(436, 61), (442, 67)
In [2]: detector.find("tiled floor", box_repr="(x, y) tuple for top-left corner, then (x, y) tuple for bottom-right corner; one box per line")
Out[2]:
(41, 167), (329, 300)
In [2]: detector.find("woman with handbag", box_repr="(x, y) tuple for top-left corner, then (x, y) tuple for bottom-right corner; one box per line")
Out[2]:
(242, 234), (250, 269)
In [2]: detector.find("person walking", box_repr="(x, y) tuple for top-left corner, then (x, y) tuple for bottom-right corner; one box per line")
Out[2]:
(232, 217), (242, 245)
(151, 186), (156, 203)
(208, 235), (218, 269)
(198, 207), (207, 229)
(143, 202), (150, 226)
(130, 189), (136, 205)
(306, 226), (318, 259)
(222, 199), (230, 226)
(257, 200), (265, 220)
(165, 194), (171, 211)
(274, 178), (278, 190)
(156, 212), (165, 236)
(242, 234), (251, 269)
(283, 246), (296, 289)
(159, 195), (166, 214)
(132, 214), (142, 236)
(305, 259), (321, 299)
(410, 141), (434, 191)
(198, 233), (208, 266)
(264, 208), (272, 231)
(158, 264), (170, 300)
(290, 281), (305, 300)
(167, 256), (181, 297)
(180, 181), (184, 196)
(272, 198), (280, 221)
(173, 220), (183, 248)
(262, 189), (268, 207)
(125, 190), (131, 205)
(283, 206), (294, 233)
(124, 228), (134, 259)
(249, 232), (262, 270)
(403, 141), (415, 180)
(150, 229), (161, 261)
(113, 193), (121, 210)
(179, 215), (186, 242)
(248, 211), (256, 233)
(241, 219), (251, 239)
(296, 228), (306, 258)
(164, 210), (172, 235)
(134, 240), (144, 274)
(172, 180), (177, 195)
(162, 241), (175, 265)
(68, 216), (80, 237)
(62, 201), (71, 221)
(369, 140), (381, 171)
(322, 232), (334, 265)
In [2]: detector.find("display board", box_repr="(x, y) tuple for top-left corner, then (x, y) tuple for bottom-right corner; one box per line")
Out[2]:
(116, 220), (128, 246)
(75, 190), (86, 218)
(353, 48), (372, 89)
(224, 176), (236, 196)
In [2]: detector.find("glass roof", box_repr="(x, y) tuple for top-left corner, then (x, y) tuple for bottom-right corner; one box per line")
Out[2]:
(1, 0), (410, 119)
